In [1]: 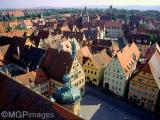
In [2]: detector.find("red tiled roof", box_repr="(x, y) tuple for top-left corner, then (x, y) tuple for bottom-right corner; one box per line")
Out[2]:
(0, 22), (6, 33)
(105, 21), (122, 28)
(14, 69), (48, 86)
(149, 50), (160, 89)
(41, 48), (74, 83)
(8, 10), (25, 17)
(117, 42), (140, 77)
(145, 43), (160, 61)
(23, 20), (33, 26)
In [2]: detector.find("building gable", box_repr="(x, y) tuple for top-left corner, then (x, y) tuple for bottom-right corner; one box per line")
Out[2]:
(83, 57), (98, 70)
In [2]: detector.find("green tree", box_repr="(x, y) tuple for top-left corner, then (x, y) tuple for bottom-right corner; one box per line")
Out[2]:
(149, 34), (157, 44)
(5, 26), (12, 32)
(10, 14), (17, 21)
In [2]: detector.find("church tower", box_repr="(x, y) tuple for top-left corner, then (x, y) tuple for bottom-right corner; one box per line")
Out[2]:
(55, 72), (81, 115)
(82, 6), (89, 23)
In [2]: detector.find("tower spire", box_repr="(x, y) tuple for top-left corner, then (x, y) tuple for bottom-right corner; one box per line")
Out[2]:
(71, 38), (76, 59)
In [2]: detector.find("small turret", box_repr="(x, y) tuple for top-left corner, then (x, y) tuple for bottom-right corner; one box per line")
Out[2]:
(71, 38), (77, 59)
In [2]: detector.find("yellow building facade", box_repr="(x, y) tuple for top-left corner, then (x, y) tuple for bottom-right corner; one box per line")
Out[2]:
(83, 52), (111, 86)
(128, 64), (159, 112)
(83, 58), (101, 86)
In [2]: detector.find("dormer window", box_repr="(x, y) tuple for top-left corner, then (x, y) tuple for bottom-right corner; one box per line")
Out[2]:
(125, 68), (128, 73)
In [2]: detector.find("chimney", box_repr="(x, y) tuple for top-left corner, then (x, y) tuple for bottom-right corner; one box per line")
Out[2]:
(26, 67), (30, 73)
(5, 68), (9, 76)
(17, 46), (20, 58)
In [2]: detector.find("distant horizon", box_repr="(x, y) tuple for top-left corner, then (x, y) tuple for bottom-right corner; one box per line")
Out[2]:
(1, 5), (160, 11)
(1, 0), (160, 10)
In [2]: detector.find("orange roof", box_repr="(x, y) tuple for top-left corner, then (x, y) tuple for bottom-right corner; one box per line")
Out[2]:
(105, 21), (122, 28)
(0, 29), (34, 37)
(61, 38), (80, 53)
(23, 20), (33, 26)
(14, 69), (48, 86)
(8, 10), (24, 17)
(9, 21), (18, 27)
(61, 25), (71, 32)
(77, 46), (92, 58)
(149, 49), (160, 89)
(77, 46), (93, 65)
(91, 50), (112, 69)
(117, 42), (140, 77)
(0, 44), (11, 61)
(145, 43), (160, 60)
(0, 22), (6, 33)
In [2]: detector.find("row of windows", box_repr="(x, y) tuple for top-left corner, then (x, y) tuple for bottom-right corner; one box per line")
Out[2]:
(112, 86), (121, 92)
(112, 80), (122, 85)
(105, 74), (123, 80)
(70, 70), (82, 79)
(87, 63), (94, 67)
(105, 69), (120, 74)
(131, 82), (156, 92)
(130, 96), (154, 104)
(84, 69), (97, 75)
(74, 78), (84, 87)
(41, 85), (48, 92)
(130, 88), (155, 98)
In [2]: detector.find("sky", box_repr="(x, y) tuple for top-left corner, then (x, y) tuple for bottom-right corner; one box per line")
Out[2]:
(1, 0), (160, 8)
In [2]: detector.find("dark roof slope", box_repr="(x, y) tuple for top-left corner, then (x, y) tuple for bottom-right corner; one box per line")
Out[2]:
(0, 74), (82, 120)
(41, 48), (74, 83)
(17, 46), (46, 71)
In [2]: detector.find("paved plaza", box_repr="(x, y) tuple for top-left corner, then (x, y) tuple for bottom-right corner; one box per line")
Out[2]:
(80, 85), (159, 120)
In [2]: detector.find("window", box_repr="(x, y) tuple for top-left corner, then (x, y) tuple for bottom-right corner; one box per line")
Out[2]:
(116, 81), (118, 84)
(88, 63), (90, 66)
(93, 79), (97, 82)
(138, 79), (143, 82)
(117, 70), (119, 73)
(117, 75), (119, 78)
(88, 70), (90, 73)
(119, 88), (121, 91)
(91, 71), (93, 74)
(95, 72), (97, 75)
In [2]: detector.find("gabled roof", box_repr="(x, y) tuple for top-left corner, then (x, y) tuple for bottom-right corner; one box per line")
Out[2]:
(88, 50), (111, 70)
(149, 49), (160, 89)
(105, 21), (122, 28)
(92, 51), (111, 69)
(60, 38), (80, 53)
(41, 48), (74, 83)
(17, 46), (45, 71)
(116, 42), (140, 77)
(145, 43), (160, 61)
(23, 20), (33, 26)
(76, 46), (92, 65)
(8, 10), (24, 17)
(14, 68), (48, 86)
(77, 46), (92, 59)
(0, 74), (82, 120)
(0, 44), (11, 62)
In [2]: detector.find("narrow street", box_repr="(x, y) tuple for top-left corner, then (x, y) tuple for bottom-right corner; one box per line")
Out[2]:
(80, 85), (159, 120)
